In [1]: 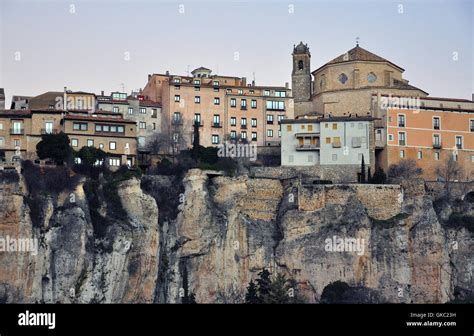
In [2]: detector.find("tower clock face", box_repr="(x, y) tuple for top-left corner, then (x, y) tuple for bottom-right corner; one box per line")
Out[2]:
(338, 73), (348, 84)
(368, 72), (377, 83)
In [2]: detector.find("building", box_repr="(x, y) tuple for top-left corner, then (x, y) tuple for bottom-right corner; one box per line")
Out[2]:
(291, 42), (427, 118)
(281, 114), (375, 181)
(10, 95), (31, 110)
(96, 91), (162, 152)
(141, 67), (294, 150)
(0, 89), (5, 110)
(378, 96), (474, 180)
(0, 109), (137, 168)
(28, 88), (96, 111)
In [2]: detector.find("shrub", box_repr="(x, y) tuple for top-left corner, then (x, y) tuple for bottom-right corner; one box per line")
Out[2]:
(36, 132), (72, 165)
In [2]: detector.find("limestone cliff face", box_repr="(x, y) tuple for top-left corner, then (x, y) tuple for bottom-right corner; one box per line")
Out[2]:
(0, 169), (472, 303)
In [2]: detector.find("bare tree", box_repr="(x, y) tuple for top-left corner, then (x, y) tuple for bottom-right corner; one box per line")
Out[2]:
(435, 155), (464, 200)
(388, 159), (423, 183)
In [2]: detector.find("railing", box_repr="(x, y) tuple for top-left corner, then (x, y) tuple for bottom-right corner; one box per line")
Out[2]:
(41, 129), (60, 135)
(241, 124), (247, 129)
(10, 128), (24, 135)
(212, 122), (222, 128)
(296, 144), (320, 150)
(241, 106), (247, 110)
(267, 121), (274, 125)
(433, 142), (442, 149)
(456, 144), (463, 149)
(399, 140), (406, 146)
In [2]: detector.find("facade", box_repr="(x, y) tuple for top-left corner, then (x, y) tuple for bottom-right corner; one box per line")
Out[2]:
(0, 109), (137, 167)
(97, 91), (162, 151)
(291, 42), (428, 118)
(29, 89), (96, 111)
(379, 96), (474, 180)
(141, 67), (294, 150)
(0, 89), (5, 110)
(281, 115), (375, 181)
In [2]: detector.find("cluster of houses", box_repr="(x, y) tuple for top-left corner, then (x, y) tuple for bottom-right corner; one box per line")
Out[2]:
(0, 42), (473, 182)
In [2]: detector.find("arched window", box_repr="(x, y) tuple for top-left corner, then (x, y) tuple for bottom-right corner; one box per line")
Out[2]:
(298, 60), (304, 70)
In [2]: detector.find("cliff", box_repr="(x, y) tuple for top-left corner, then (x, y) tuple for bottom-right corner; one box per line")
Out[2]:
(0, 169), (472, 303)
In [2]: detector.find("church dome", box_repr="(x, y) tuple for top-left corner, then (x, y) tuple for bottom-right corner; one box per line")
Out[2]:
(293, 42), (309, 54)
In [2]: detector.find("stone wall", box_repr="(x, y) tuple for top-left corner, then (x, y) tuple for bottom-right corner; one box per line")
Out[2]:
(298, 184), (402, 220)
(250, 165), (362, 183)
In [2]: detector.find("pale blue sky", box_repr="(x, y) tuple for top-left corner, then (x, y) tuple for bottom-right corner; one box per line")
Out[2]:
(0, 0), (472, 107)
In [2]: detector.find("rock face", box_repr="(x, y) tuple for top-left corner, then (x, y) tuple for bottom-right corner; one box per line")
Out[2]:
(0, 169), (472, 303)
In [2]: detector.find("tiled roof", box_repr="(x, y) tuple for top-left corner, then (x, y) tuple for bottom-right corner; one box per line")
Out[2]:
(0, 110), (32, 117)
(29, 91), (63, 109)
(313, 45), (404, 73)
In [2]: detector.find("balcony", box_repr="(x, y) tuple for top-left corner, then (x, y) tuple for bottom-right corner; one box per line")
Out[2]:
(456, 144), (463, 150)
(296, 143), (320, 151)
(433, 142), (442, 149)
(10, 128), (24, 135)
(399, 140), (406, 146)
(267, 121), (274, 125)
(212, 122), (222, 128)
(241, 124), (247, 129)
(398, 123), (405, 128)
(193, 121), (203, 127)
(241, 106), (247, 110)
(41, 129), (60, 135)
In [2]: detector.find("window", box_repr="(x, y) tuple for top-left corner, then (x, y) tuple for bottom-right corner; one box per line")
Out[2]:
(251, 118), (257, 127)
(400, 150), (405, 158)
(241, 99), (247, 109)
(453, 153), (458, 161)
(173, 112), (181, 122)
(213, 80), (219, 86)
(398, 114), (405, 127)
(332, 123), (337, 130)
(226, 89), (232, 94)
(174, 95), (180, 102)
(0, 137), (3, 147)
(44, 122), (53, 134)
(0, 123), (3, 130)
(308, 125), (313, 132)
(13, 139), (20, 147)
(152, 109), (157, 118)
(434, 152), (440, 160)
(249, 90), (254, 94)
(195, 96), (201, 104)
(87, 139), (94, 147)
(113, 106), (119, 113)
(238, 89), (243, 95)
(174, 78), (181, 84)
(194, 113), (201, 124)
(117, 126), (125, 133)
(153, 123), (156, 130)
(212, 135), (219, 144)
(267, 129), (273, 137)
(140, 108), (146, 114)
(99, 143), (104, 150)
(278, 115), (284, 122)
(266, 101), (285, 110)
(241, 131), (247, 140)
(213, 114), (220, 126)
(251, 100), (257, 108)
(278, 130), (281, 137)
(287, 125), (292, 132)
(456, 136), (463, 149)
(267, 115), (274, 124)
(241, 118), (247, 128)
(194, 79), (201, 85)
(326, 137), (331, 144)
(264, 90), (270, 96)
(230, 98), (236, 107)
(128, 107), (133, 115)
(275, 91), (286, 97)
(388, 116), (392, 123)
(325, 123), (328, 128)
(230, 117), (236, 126)
(470, 120), (474, 132)
(433, 117), (440, 130)
(109, 141), (116, 150)
(252, 132), (257, 141)
(398, 132), (406, 146)
(139, 122), (146, 129)
(433, 134), (441, 147)
(230, 131), (237, 139)
(388, 134), (393, 141)
(333, 136), (341, 147)
(71, 138), (78, 147)
(214, 97), (220, 105)
(110, 126), (117, 133)
(73, 122), (88, 131)
(332, 154), (338, 161)
(417, 151), (423, 159)
(471, 155), (474, 163)
(108, 158), (121, 167)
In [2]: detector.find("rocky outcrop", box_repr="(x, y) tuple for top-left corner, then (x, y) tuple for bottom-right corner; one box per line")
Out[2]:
(0, 169), (472, 303)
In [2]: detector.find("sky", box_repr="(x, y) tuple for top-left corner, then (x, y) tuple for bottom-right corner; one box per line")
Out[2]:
(0, 0), (472, 107)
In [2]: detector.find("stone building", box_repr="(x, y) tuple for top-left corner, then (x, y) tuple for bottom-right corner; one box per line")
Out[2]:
(141, 67), (294, 150)
(281, 114), (375, 182)
(291, 42), (428, 118)
(0, 89), (5, 110)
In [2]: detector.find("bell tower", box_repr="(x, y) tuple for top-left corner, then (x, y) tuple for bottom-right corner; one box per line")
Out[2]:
(292, 42), (312, 103)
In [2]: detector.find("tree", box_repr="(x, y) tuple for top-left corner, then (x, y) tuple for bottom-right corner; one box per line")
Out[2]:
(76, 146), (107, 166)
(192, 119), (200, 160)
(36, 132), (72, 164)
(388, 159), (422, 183)
(370, 167), (387, 184)
(360, 154), (366, 183)
(435, 155), (464, 200)
(245, 281), (259, 304)
(146, 133), (170, 155)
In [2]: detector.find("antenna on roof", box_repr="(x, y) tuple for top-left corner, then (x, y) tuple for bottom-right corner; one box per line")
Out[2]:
(186, 65), (190, 77)
(120, 83), (125, 93)
(356, 36), (360, 47)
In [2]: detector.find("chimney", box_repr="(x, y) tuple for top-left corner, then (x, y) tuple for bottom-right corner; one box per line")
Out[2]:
(241, 77), (247, 86)
(148, 74), (151, 81)
(285, 82), (289, 89)
(252, 80), (255, 86)
(63, 86), (67, 111)
(472, 93), (474, 102)
(165, 70), (170, 76)
(101, 90), (104, 96)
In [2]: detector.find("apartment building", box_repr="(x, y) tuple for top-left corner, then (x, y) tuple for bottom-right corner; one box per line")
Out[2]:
(281, 114), (375, 181)
(141, 67), (294, 150)
(0, 110), (137, 168)
(96, 91), (162, 151)
(380, 96), (474, 180)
